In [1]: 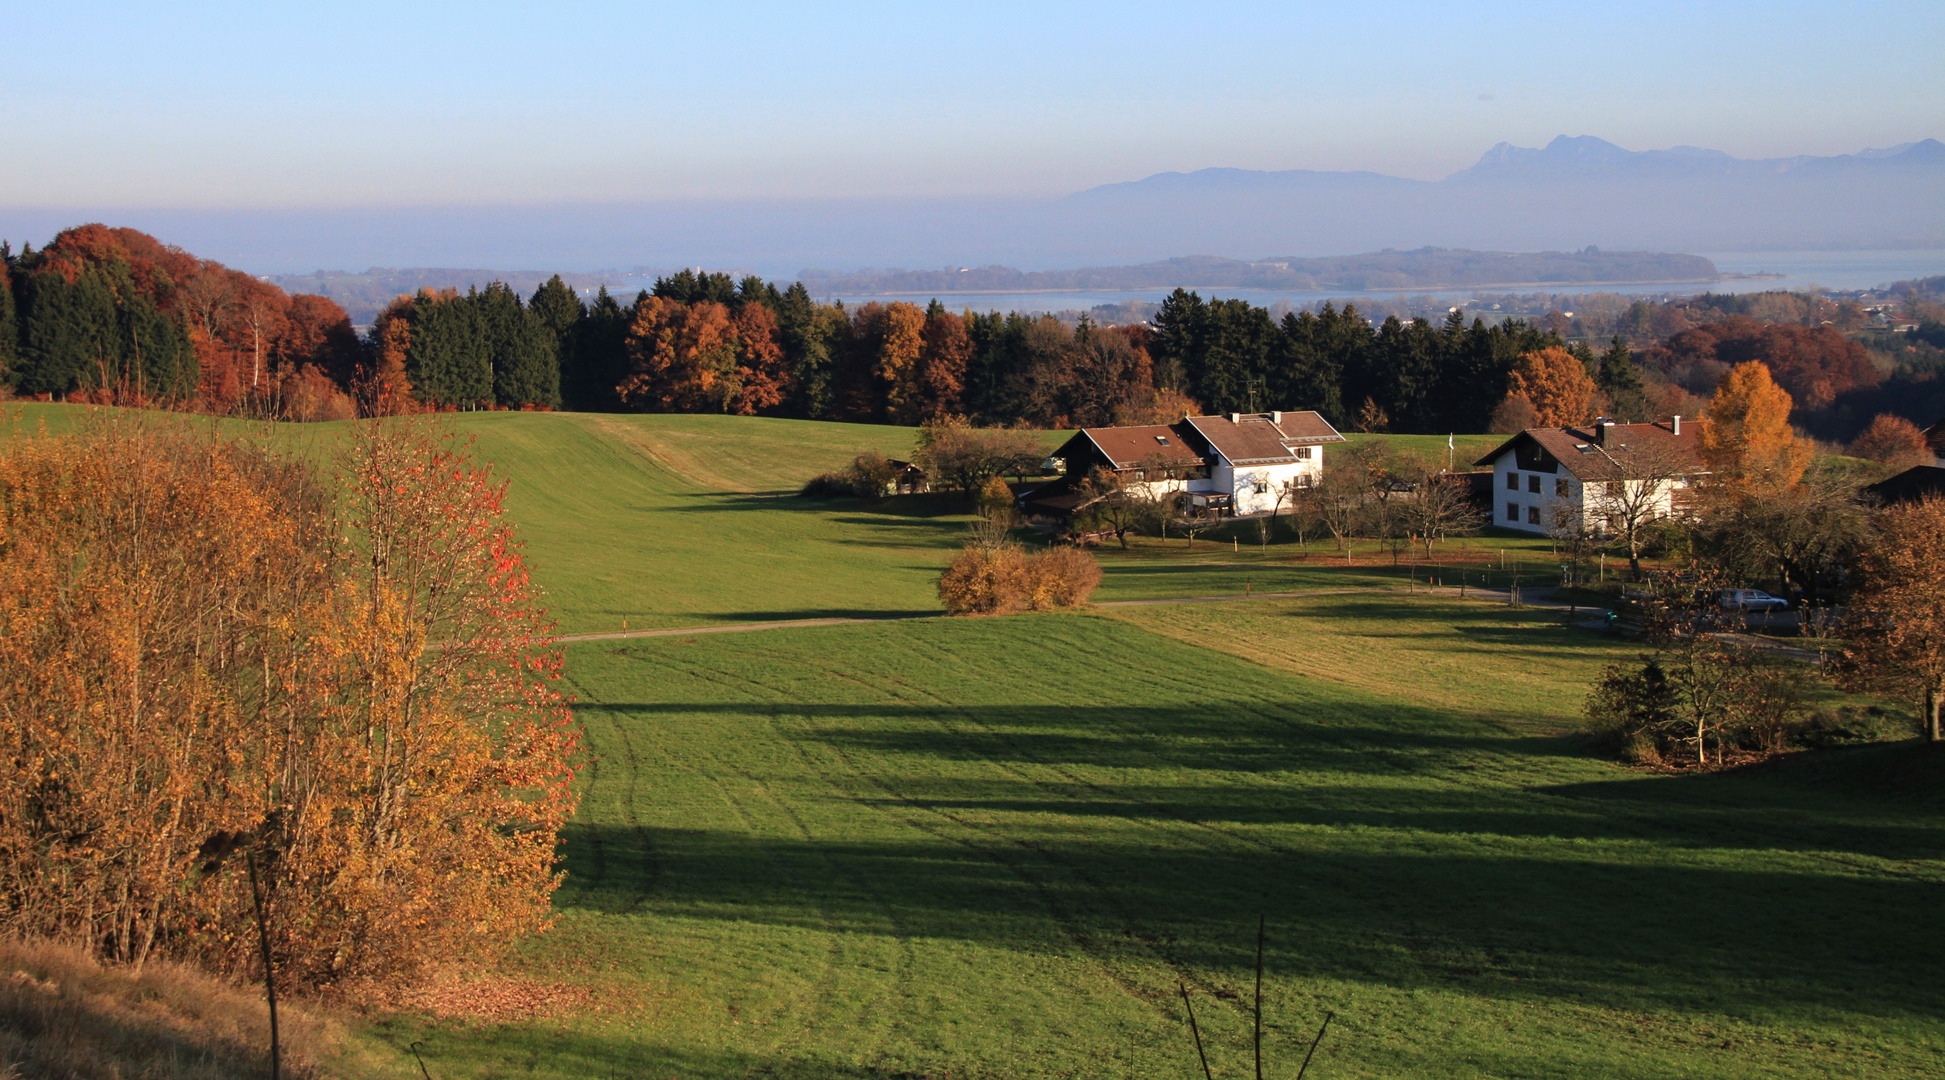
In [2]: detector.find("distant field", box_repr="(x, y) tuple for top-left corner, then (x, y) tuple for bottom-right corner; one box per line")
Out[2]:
(0, 406), (1535, 633)
(363, 602), (1945, 1079)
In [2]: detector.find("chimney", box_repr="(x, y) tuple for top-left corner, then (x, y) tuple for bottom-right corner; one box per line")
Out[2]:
(1598, 420), (1615, 444)
(1270, 411), (1284, 426)
(1671, 415), (1682, 435)
(1229, 413), (1242, 424)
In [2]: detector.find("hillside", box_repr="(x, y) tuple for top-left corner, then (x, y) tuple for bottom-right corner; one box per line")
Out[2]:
(4, 405), (1940, 1078)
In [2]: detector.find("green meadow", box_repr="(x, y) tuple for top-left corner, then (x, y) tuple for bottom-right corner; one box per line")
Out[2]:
(6, 405), (1939, 1077)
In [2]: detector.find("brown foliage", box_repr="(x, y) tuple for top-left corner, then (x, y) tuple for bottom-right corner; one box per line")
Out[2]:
(1834, 495), (1945, 741)
(1848, 413), (1932, 468)
(918, 308), (973, 420)
(729, 302), (790, 415)
(936, 543), (1100, 615)
(37, 225), (362, 414)
(621, 296), (790, 415)
(1641, 316), (1881, 409)
(0, 417), (579, 992)
(1505, 346), (1597, 426)
(1487, 392), (1540, 434)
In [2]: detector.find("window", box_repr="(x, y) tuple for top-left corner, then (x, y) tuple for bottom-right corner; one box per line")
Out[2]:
(1297, 474), (1313, 488)
(1527, 506), (1540, 525)
(1251, 476), (1269, 494)
(1555, 478), (1570, 498)
(1507, 472), (1519, 490)
(1527, 475), (1541, 494)
(1605, 480), (1625, 496)
(1296, 447), (1313, 460)
(1154, 435), (1170, 445)
(1507, 502), (1519, 521)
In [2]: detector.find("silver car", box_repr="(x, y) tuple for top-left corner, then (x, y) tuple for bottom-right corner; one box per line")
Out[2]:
(1719, 588), (1789, 613)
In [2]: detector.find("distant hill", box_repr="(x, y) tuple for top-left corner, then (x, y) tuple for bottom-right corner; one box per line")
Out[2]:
(802, 249), (1718, 296)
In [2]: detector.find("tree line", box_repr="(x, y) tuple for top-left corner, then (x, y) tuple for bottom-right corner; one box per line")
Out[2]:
(10, 225), (1936, 442)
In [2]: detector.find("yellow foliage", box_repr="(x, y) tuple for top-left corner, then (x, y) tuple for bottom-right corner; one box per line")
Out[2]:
(0, 416), (579, 993)
(1700, 361), (1811, 494)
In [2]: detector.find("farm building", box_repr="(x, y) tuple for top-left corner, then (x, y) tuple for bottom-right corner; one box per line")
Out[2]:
(1029, 410), (1345, 520)
(1474, 417), (1705, 536)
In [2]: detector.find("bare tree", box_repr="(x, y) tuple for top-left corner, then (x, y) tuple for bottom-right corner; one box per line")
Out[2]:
(1581, 438), (1699, 580)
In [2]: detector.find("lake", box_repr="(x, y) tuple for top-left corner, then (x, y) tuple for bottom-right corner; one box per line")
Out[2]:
(794, 249), (1945, 315)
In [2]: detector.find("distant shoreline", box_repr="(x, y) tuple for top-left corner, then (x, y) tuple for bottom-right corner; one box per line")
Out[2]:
(825, 276), (1730, 298)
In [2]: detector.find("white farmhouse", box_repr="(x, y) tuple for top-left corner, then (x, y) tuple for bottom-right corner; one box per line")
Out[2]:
(1474, 417), (1705, 536)
(1035, 411), (1345, 519)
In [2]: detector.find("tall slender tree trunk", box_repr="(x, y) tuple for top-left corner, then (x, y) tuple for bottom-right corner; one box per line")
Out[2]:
(1926, 686), (1940, 744)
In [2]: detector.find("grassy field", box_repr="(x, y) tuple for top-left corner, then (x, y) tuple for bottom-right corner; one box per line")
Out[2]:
(0, 405), (1554, 632)
(361, 601), (1945, 1079)
(9, 405), (1938, 1077)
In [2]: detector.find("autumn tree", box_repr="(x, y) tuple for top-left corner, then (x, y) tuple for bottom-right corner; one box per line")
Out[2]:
(730, 301), (790, 415)
(1700, 361), (1811, 496)
(1848, 413), (1932, 468)
(1503, 346), (1598, 427)
(872, 302), (928, 424)
(619, 296), (741, 412)
(1835, 495), (1945, 742)
(0, 417), (579, 988)
(917, 304), (972, 420)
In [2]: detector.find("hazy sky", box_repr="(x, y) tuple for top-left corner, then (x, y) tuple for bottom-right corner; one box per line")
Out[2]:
(4, 1), (1940, 208)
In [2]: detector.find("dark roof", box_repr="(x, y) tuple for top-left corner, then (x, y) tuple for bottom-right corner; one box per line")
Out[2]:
(1184, 411), (1346, 465)
(1474, 421), (1704, 481)
(1058, 425), (1205, 471)
(1866, 465), (1945, 506)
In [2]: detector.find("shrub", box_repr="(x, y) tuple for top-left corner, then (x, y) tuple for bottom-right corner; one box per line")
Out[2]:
(937, 544), (1101, 615)
(1022, 545), (1103, 610)
(798, 450), (902, 497)
(938, 544), (1029, 615)
(975, 474), (1015, 519)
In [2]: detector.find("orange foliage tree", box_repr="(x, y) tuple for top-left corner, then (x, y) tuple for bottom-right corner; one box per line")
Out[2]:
(1835, 496), (1945, 742)
(1848, 414), (1932, 468)
(0, 417), (579, 991)
(620, 297), (742, 412)
(1502, 346), (1597, 427)
(871, 302), (928, 425)
(917, 307), (972, 420)
(1700, 361), (1812, 495)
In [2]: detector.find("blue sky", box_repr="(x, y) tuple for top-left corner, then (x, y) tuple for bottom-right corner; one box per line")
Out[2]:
(3, 1), (1940, 208)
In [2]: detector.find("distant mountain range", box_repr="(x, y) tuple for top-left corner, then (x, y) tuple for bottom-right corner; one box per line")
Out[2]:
(15, 135), (1936, 277)
(1083, 136), (1945, 195)
(802, 248), (1720, 296)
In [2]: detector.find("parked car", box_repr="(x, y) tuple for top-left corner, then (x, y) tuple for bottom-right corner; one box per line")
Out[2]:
(1719, 588), (1789, 613)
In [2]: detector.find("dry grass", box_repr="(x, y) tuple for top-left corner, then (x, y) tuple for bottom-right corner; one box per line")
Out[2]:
(0, 939), (342, 1080)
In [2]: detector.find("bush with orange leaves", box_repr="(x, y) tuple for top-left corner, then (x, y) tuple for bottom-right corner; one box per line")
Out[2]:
(937, 543), (1101, 615)
(0, 415), (579, 995)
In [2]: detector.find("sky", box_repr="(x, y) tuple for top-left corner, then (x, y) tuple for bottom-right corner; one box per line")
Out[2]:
(4, 1), (1942, 210)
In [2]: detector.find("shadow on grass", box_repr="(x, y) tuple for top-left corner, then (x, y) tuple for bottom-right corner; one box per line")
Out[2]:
(575, 700), (1940, 857)
(553, 811), (1945, 1029)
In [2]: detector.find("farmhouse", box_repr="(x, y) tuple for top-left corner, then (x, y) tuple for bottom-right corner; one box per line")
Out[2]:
(1474, 416), (1705, 536)
(1033, 410), (1345, 519)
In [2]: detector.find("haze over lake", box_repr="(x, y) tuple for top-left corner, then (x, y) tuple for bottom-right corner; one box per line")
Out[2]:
(804, 249), (1945, 315)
